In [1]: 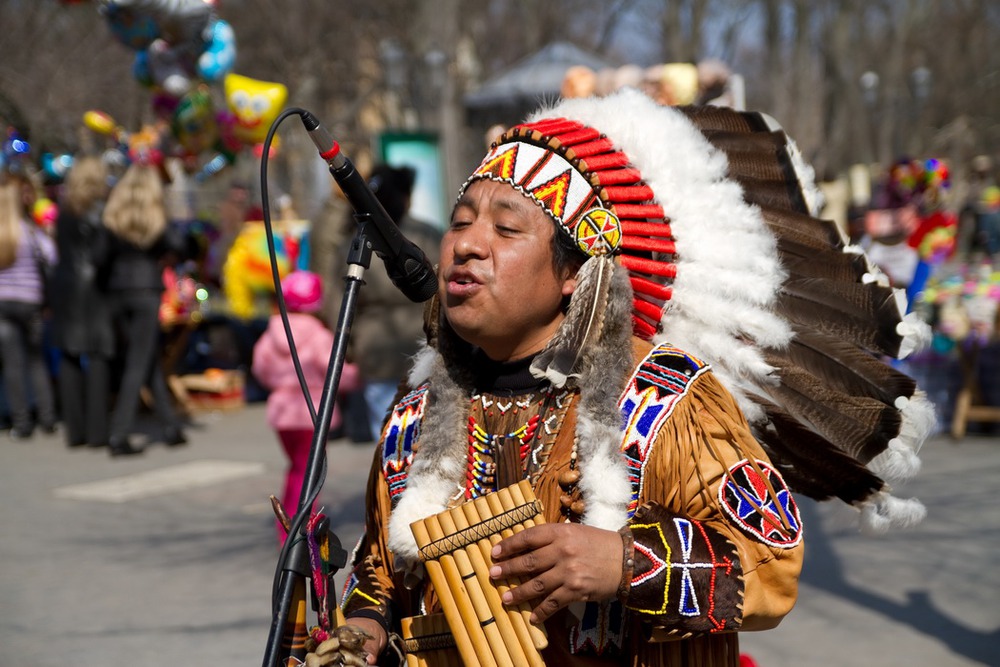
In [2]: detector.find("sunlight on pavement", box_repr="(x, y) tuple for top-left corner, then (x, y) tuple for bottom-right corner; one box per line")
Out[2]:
(52, 460), (267, 503)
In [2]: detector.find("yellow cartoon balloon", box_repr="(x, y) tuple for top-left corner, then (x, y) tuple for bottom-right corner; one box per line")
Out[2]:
(224, 73), (288, 146)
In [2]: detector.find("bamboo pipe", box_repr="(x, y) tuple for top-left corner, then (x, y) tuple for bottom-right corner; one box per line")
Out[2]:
(424, 513), (498, 667)
(488, 488), (548, 651)
(462, 498), (546, 667)
(447, 504), (532, 667)
(436, 509), (516, 666)
(410, 518), (485, 667)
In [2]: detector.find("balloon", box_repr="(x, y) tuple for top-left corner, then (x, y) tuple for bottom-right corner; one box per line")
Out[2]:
(224, 73), (288, 146)
(41, 153), (74, 182)
(151, 91), (181, 119)
(132, 49), (155, 87)
(214, 109), (242, 154)
(100, 1), (160, 50)
(197, 19), (236, 82)
(127, 124), (165, 166)
(33, 198), (59, 229)
(222, 221), (292, 319)
(83, 109), (121, 136)
(145, 38), (194, 97)
(171, 85), (219, 155)
(102, 0), (211, 47)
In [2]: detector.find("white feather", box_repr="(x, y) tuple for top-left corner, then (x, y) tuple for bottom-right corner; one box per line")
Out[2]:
(859, 491), (927, 535)
(529, 90), (791, 428)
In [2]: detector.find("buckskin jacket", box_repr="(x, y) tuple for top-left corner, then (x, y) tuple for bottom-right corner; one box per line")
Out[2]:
(341, 337), (804, 667)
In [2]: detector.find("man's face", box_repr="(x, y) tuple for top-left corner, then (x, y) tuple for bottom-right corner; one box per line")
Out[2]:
(440, 179), (576, 361)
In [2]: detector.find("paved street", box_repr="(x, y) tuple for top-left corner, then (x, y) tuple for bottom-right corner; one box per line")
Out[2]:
(1, 403), (997, 666)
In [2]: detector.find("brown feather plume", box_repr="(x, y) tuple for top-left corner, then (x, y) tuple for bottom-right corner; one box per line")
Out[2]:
(752, 401), (886, 504)
(778, 330), (916, 405)
(775, 236), (871, 283)
(759, 205), (845, 250)
(765, 362), (902, 463)
(674, 103), (930, 526)
(777, 278), (905, 356)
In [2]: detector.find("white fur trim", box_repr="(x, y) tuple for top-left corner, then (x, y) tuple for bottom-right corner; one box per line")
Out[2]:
(407, 345), (438, 386)
(896, 313), (932, 359)
(386, 463), (463, 563)
(868, 390), (934, 484)
(575, 414), (632, 530)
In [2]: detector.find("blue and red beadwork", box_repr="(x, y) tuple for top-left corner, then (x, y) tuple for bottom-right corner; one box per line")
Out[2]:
(718, 459), (802, 548)
(380, 383), (429, 504)
(619, 344), (709, 517)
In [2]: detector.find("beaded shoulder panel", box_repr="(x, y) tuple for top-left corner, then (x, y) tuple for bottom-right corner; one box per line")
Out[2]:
(619, 344), (710, 518)
(380, 383), (430, 505)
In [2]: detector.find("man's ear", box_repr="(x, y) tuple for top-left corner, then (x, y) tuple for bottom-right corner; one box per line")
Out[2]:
(561, 274), (577, 297)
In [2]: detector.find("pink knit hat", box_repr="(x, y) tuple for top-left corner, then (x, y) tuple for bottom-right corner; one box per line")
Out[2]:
(281, 270), (322, 313)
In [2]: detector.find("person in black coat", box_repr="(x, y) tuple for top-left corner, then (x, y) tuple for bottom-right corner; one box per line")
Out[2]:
(50, 156), (115, 448)
(101, 162), (187, 457)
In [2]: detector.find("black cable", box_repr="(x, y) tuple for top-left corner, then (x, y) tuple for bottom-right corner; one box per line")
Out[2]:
(258, 106), (332, 607)
(259, 106), (318, 428)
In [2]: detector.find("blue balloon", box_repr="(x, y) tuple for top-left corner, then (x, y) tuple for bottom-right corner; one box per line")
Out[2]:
(42, 153), (75, 181)
(102, 2), (160, 50)
(197, 19), (236, 82)
(132, 49), (154, 87)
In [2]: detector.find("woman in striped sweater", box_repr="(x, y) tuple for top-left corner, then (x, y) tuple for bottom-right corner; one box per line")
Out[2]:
(0, 173), (57, 439)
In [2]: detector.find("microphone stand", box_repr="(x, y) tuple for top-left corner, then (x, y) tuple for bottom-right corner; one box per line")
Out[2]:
(261, 218), (381, 667)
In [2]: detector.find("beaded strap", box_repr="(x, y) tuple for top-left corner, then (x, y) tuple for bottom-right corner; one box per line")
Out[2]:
(417, 500), (543, 561)
(617, 525), (635, 603)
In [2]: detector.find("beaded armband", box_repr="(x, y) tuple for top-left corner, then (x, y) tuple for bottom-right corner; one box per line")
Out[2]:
(624, 502), (744, 633)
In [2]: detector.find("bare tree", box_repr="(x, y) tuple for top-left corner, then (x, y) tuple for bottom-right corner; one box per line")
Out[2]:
(1, 0), (996, 204)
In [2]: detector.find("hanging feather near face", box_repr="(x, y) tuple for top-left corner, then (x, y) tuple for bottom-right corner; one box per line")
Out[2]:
(531, 254), (614, 388)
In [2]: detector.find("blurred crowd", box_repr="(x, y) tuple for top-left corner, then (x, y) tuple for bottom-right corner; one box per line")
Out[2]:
(0, 146), (191, 455)
(0, 127), (441, 482)
(839, 153), (1000, 432)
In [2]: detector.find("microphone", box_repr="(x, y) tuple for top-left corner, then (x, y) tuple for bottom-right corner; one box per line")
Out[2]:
(300, 111), (438, 303)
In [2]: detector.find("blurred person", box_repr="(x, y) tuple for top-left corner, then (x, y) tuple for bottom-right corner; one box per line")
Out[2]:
(203, 181), (251, 288)
(102, 162), (188, 456)
(342, 164), (442, 441)
(251, 270), (360, 544)
(0, 173), (57, 439)
(560, 65), (597, 99)
(50, 156), (115, 448)
(965, 156), (1000, 257)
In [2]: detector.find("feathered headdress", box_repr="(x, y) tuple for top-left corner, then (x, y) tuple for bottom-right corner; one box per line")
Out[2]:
(388, 89), (932, 562)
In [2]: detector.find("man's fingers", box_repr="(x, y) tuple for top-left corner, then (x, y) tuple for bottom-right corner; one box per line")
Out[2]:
(490, 542), (558, 582)
(498, 574), (568, 624)
(529, 592), (565, 624)
(490, 531), (520, 559)
(500, 571), (554, 607)
(492, 524), (552, 560)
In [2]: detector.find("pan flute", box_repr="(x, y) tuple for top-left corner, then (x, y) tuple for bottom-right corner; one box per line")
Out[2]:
(405, 479), (548, 667)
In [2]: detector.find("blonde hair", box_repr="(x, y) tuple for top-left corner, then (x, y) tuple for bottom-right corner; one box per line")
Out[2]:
(64, 156), (109, 217)
(103, 163), (166, 248)
(0, 180), (26, 269)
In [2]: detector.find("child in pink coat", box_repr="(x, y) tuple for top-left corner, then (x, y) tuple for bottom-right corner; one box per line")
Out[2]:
(252, 270), (359, 543)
